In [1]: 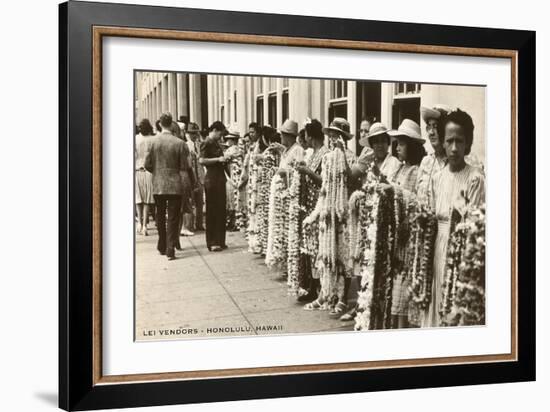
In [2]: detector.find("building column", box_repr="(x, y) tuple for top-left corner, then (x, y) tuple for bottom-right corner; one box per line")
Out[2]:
(161, 75), (169, 114)
(276, 78), (283, 125)
(207, 75), (214, 126)
(236, 76), (246, 134)
(380, 83), (394, 129)
(189, 74), (202, 126)
(176, 73), (188, 121)
(154, 87), (160, 122)
(347, 80), (357, 151)
(167, 73), (177, 119)
(262, 78), (269, 126)
(229, 76), (235, 128)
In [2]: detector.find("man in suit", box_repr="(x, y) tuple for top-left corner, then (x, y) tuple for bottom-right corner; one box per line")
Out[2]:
(145, 112), (190, 260)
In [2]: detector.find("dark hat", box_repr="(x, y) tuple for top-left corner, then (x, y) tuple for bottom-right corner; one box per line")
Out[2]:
(323, 117), (353, 140)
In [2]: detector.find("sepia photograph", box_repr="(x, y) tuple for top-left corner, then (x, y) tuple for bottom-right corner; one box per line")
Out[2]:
(134, 71), (486, 341)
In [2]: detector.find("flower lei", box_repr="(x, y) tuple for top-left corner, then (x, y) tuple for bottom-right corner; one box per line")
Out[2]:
(224, 146), (245, 229)
(265, 172), (289, 270)
(353, 182), (412, 330)
(406, 203), (438, 325)
(440, 205), (486, 326)
(286, 162), (304, 294)
(303, 148), (350, 307)
(246, 143), (262, 252)
(351, 182), (378, 330)
(256, 143), (283, 254)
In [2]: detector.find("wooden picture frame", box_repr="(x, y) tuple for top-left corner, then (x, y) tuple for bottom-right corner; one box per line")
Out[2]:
(59, 1), (535, 410)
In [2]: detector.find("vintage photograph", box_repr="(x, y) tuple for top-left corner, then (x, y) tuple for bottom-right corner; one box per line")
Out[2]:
(134, 71), (486, 341)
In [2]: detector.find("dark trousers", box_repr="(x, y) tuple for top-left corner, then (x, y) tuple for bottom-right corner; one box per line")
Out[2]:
(204, 177), (226, 248)
(194, 185), (204, 230)
(154, 194), (182, 257)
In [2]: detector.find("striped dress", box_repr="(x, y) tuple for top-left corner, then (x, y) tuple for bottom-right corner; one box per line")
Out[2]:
(389, 162), (419, 316)
(421, 163), (485, 327)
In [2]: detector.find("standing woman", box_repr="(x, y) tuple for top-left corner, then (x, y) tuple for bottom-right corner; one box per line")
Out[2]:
(199, 121), (228, 252)
(422, 109), (485, 327)
(294, 119), (329, 302)
(416, 105), (450, 205)
(388, 119), (426, 191)
(387, 119), (426, 329)
(135, 119), (156, 235)
(239, 123), (264, 253)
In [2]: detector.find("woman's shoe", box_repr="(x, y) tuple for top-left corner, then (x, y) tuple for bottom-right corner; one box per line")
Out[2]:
(297, 291), (318, 303)
(339, 307), (357, 322)
(303, 299), (326, 311)
(329, 301), (348, 318)
(210, 245), (222, 252)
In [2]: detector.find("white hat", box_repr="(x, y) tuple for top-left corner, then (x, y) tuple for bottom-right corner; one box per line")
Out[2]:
(388, 119), (425, 144)
(278, 119), (299, 137)
(421, 104), (452, 122)
(359, 122), (389, 147)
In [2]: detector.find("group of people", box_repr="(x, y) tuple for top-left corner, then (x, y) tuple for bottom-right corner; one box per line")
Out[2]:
(135, 103), (485, 329)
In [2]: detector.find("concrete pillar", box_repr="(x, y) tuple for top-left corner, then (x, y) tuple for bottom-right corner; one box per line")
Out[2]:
(161, 75), (169, 114)
(229, 76), (235, 128)
(207, 75), (214, 126)
(167, 73), (177, 119)
(236, 76), (247, 134)
(176, 73), (188, 121)
(323, 80), (331, 126)
(276, 78), (283, 125)
(347, 80), (357, 151)
(262, 78), (269, 126)
(189, 74), (202, 126)
(380, 83), (394, 129)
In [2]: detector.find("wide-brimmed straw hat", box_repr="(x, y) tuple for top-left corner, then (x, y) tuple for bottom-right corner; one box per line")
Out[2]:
(388, 119), (425, 144)
(322, 117), (353, 140)
(278, 119), (299, 137)
(421, 104), (452, 122)
(360, 122), (389, 147)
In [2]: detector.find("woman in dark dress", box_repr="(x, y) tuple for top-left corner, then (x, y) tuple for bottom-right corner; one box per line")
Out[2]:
(199, 121), (228, 252)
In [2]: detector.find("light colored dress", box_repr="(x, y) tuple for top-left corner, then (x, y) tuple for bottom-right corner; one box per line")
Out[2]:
(135, 134), (154, 204)
(421, 163), (485, 327)
(415, 153), (447, 206)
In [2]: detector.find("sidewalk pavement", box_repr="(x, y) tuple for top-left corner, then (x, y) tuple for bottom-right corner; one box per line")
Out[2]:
(135, 226), (354, 341)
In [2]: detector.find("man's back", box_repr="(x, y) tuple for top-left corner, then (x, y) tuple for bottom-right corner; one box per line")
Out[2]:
(145, 131), (187, 195)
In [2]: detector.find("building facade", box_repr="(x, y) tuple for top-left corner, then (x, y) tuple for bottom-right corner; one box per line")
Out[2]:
(135, 72), (485, 161)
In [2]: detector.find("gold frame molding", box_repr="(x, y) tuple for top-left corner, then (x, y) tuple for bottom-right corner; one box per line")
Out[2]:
(92, 26), (518, 386)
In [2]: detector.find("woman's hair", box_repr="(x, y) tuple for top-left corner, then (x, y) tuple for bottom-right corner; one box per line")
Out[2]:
(248, 122), (262, 133)
(360, 116), (376, 126)
(263, 126), (281, 144)
(443, 109), (475, 155)
(391, 137), (427, 166)
(138, 119), (154, 136)
(209, 120), (226, 133)
(305, 119), (324, 141)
